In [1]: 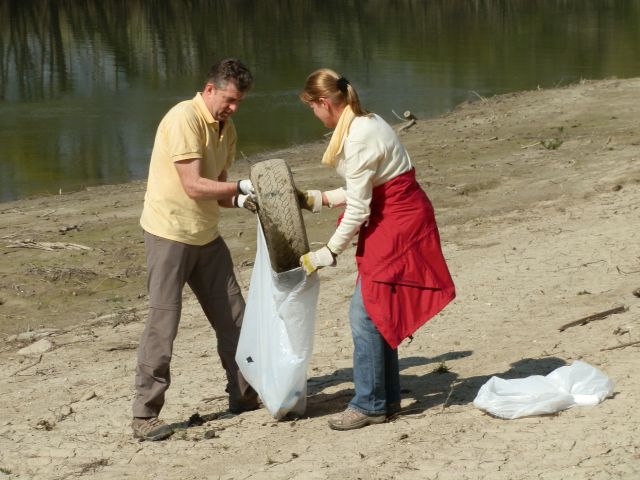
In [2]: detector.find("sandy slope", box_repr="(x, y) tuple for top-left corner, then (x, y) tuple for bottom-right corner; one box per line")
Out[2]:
(1, 78), (639, 479)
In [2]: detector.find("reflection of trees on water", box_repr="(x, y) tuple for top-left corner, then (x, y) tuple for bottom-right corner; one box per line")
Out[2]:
(1, 0), (202, 100)
(0, 0), (639, 201)
(1, 0), (639, 101)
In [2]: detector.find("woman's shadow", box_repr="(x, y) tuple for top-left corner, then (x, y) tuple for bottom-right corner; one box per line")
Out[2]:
(304, 352), (567, 418)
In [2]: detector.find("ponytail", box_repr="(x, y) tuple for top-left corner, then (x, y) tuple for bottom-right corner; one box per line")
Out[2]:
(300, 69), (369, 116)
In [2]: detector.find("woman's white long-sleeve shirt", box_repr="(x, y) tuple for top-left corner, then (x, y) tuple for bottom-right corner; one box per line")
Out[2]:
(326, 113), (412, 254)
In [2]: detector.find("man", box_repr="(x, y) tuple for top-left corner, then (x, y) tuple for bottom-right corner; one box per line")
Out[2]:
(131, 58), (259, 441)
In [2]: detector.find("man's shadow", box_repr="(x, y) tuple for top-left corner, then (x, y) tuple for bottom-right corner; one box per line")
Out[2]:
(304, 352), (567, 418)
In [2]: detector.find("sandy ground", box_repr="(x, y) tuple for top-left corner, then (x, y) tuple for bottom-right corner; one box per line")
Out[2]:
(1, 78), (639, 479)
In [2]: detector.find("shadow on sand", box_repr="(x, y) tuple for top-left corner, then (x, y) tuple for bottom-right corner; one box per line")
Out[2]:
(303, 352), (567, 419)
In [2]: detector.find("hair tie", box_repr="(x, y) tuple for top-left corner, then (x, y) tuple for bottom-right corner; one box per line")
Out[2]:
(336, 76), (350, 93)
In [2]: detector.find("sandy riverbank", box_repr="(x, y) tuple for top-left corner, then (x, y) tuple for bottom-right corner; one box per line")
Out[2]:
(1, 77), (639, 479)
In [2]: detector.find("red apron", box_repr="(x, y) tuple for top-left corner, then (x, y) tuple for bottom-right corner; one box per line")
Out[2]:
(354, 169), (455, 349)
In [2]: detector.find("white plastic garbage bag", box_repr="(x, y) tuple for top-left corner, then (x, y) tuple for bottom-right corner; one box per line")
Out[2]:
(473, 360), (614, 419)
(235, 221), (320, 419)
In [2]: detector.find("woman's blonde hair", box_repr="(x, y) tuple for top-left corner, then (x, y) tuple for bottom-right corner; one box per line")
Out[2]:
(299, 68), (369, 116)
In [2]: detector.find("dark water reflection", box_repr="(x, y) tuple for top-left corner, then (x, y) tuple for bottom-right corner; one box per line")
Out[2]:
(1, 0), (639, 202)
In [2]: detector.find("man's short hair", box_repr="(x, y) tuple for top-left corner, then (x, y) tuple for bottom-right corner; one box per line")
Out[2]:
(206, 58), (253, 92)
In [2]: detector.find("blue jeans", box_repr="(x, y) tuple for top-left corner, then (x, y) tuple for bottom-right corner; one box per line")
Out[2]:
(348, 280), (401, 415)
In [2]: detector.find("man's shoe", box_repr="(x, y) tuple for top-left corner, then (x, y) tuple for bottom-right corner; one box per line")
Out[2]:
(328, 407), (385, 431)
(386, 402), (401, 419)
(228, 401), (260, 415)
(131, 417), (174, 441)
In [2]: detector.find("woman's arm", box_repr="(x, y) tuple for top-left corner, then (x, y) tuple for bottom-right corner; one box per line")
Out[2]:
(326, 140), (379, 254)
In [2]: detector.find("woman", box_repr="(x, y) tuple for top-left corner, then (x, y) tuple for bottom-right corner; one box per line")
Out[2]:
(298, 68), (456, 430)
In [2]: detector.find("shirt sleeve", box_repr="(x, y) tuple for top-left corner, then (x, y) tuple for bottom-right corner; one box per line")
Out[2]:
(326, 139), (380, 254)
(164, 105), (205, 162)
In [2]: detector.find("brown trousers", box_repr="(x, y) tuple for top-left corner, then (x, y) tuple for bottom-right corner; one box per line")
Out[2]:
(132, 232), (257, 418)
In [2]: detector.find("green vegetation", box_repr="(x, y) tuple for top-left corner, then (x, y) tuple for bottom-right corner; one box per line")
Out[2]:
(432, 361), (451, 374)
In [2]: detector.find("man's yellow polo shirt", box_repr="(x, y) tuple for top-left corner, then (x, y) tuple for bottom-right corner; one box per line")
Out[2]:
(140, 93), (236, 245)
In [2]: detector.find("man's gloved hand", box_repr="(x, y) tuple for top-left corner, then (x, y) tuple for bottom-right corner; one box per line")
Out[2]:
(299, 246), (337, 275)
(237, 179), (255, 195)
(234, 194), (258, 213)
(296, 189), (322, 213)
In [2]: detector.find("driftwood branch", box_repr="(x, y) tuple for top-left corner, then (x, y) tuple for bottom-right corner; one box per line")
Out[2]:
(403, 110), (417, 121)
(558, 305), (628, 332)
(393, 110), (418, 132)
(393, 110), (417, 132)
(8, 240), (91, 251)
(469, 90), (487, 102)
(601, 340), (640, 352)
(103, 343), (138, 352)
(10, 354), (43, 376)
(617, 266), (640, 275)
(39, 209), (57, 218)
(398, 119), (417, 132)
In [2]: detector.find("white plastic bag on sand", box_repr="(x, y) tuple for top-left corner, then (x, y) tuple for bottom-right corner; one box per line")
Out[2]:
(235, 222), (320, 419)
(473, 360), (614, 419)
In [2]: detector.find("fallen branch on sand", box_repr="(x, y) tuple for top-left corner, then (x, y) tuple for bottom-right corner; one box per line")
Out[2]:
(8, 240), (91, 251)
(469, 90), (487, 102)
(521, 141), (541, 149)
(558, 305), (628, 332)
(600, 340), (640, 351)
(103, 343), (138, 352)
(10, 354), (43, 376)
(398, 119), (417, 132)
(393, 110), (418, 132)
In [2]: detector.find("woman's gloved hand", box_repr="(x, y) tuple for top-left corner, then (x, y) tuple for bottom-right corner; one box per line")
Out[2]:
(323, 187), (347, 208)
(296, 189), (322, 213)
(299, 246), (337, 275)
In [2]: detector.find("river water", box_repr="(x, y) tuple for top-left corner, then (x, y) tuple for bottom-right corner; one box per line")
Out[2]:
(1, 0), (639, 202)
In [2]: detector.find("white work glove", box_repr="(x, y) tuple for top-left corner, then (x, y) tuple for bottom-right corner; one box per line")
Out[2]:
(234, 194), (258, 213)
(296, 189), (322, 213)
(323, 187), (347, 208)
(237, 179), (255, 195)
(299, 246), (337, 275)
